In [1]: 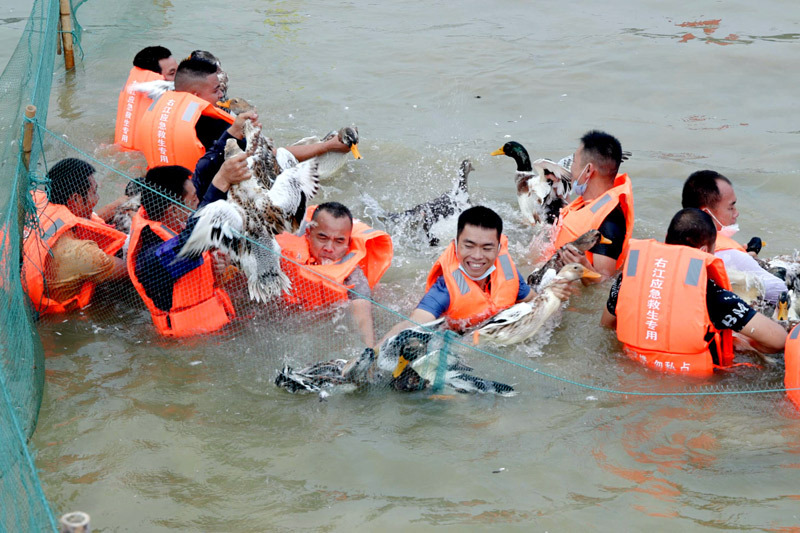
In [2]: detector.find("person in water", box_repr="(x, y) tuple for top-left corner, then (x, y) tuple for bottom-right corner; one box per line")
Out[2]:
(21, 158), (129, 315)
(381, 205), (573, 340)
(601, 208), (787, 376)
(548, 130), (634, 282)
(276, 202), (393, 346)
(681, 169), (785, 304)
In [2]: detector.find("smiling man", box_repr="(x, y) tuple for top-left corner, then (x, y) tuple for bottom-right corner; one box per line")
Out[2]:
(391, 205), (572, 334)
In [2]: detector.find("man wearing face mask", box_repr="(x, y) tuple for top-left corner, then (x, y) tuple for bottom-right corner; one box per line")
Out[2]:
(681, 170), (785, 304)
(381, 206), (573, 339)
(547, 131), (634, 282)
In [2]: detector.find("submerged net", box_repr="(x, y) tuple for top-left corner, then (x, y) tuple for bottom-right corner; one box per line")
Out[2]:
(24, 127), (799, 416)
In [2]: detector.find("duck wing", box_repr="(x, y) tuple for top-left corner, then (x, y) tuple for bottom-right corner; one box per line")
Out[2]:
(266, 159), (320, 232)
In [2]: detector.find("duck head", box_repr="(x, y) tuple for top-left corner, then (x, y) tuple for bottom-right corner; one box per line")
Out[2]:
(491, 141), (532, 172)
(338, 126), (362, 159)
(217, 97), (254, 116)
(776, 291), (791, 321)
(572, 230), (612, 252)
(556, 263), (602, 282)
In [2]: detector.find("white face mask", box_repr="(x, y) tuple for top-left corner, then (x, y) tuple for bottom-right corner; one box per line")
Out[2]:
(458, 264), (496, 281)
(705, 209), (740, 238)
(573, 164), (590, 197)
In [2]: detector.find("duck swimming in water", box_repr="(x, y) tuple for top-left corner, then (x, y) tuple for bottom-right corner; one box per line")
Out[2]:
(471, 263), (600, 346)
(178, 120), (320, 302)
(527, 229), (611, 289)
(363, 159), (472, 247)
(491, 141), (572, 226)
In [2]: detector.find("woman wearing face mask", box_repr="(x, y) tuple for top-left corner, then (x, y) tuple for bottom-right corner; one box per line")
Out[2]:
(543, 131), (634, 282)
(681, 170), (786, 304)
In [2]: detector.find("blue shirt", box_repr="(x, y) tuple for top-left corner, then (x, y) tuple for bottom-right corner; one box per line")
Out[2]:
(416, 271), (531, 319)
(134, 183), (228, 311)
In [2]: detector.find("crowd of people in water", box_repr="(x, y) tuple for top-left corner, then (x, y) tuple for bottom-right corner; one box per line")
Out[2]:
(20, 44), (800, 387)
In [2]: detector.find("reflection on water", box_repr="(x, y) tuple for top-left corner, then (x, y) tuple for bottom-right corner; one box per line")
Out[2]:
(13, 0), (800, 529)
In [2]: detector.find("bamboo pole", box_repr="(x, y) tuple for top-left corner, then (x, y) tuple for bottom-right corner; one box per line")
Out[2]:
(59, 511), (91, 533)
(22, 105), (36, 171)
(59, 0), (75, 70)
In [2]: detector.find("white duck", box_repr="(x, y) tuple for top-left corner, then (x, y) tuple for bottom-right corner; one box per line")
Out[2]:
(471, 263), (600, 346)
(178, 122), (320, 302)
(291, 126), (361, 179)
(491, 141), (572, 225)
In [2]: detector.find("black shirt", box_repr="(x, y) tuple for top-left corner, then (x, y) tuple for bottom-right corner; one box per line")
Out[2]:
(590, 205), (626, 261)
(195, 116), (231, 152)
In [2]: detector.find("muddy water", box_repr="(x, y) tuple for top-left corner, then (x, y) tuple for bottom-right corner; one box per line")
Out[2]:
(4, 0), (800, 530)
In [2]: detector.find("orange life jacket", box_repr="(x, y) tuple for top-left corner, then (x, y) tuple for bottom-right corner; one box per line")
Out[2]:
(21, 191), (126, 315)
(133, 90), (233, 171)
(425, 235), (520, 331)
(714, 234), (746, 253)
(114, 66), (164, 151)
(785, 324), (800, 410)
(546, 173), (634, 269)
(127, 207), (235, 337)
(277, 206), (393, 310)
(615, 239), (734, 376)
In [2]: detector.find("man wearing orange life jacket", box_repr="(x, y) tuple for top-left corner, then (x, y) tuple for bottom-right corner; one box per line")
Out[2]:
(277, 202), (393, 346)
(601, 208), (786, 376)
(114, 46), (178, 150)
(21, 158), (129, 315)
(548, 130), (634, 282)
(379, 206), (574, 346)
(127, 155), (251, 337)
(681, 169), (786, 304)
(134, 58), (234, 171)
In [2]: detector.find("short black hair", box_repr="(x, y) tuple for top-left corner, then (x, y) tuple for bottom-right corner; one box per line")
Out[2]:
(457, 206), (502, 240)
(47, 158), (95, 205)
(313, 202), (353, 224)
(665, 208), (717, 249)
(188, 50), (221, 68)
(580, 130), (622, 178)
(174, 58), (219, 91)
(132, 46), (173, 74)
(681, 170), (732, 210)
(140, 165), (192, 221)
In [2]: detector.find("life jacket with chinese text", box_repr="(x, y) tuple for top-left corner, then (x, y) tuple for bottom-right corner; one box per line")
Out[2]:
(615, 239), (734, 376)
(114, 66), (164, 150)
(134, 91), (233, 171)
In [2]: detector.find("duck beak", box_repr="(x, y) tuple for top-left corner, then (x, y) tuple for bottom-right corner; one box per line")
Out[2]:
(350, 144), (362, 159)
(392, 355), (410, 378)
(599, 234), (612, 245)
(777, 295), (789, 321)
(216, 100), (231, 109)
(490, 147), (505, 156)
(581, 268), (602, 280)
